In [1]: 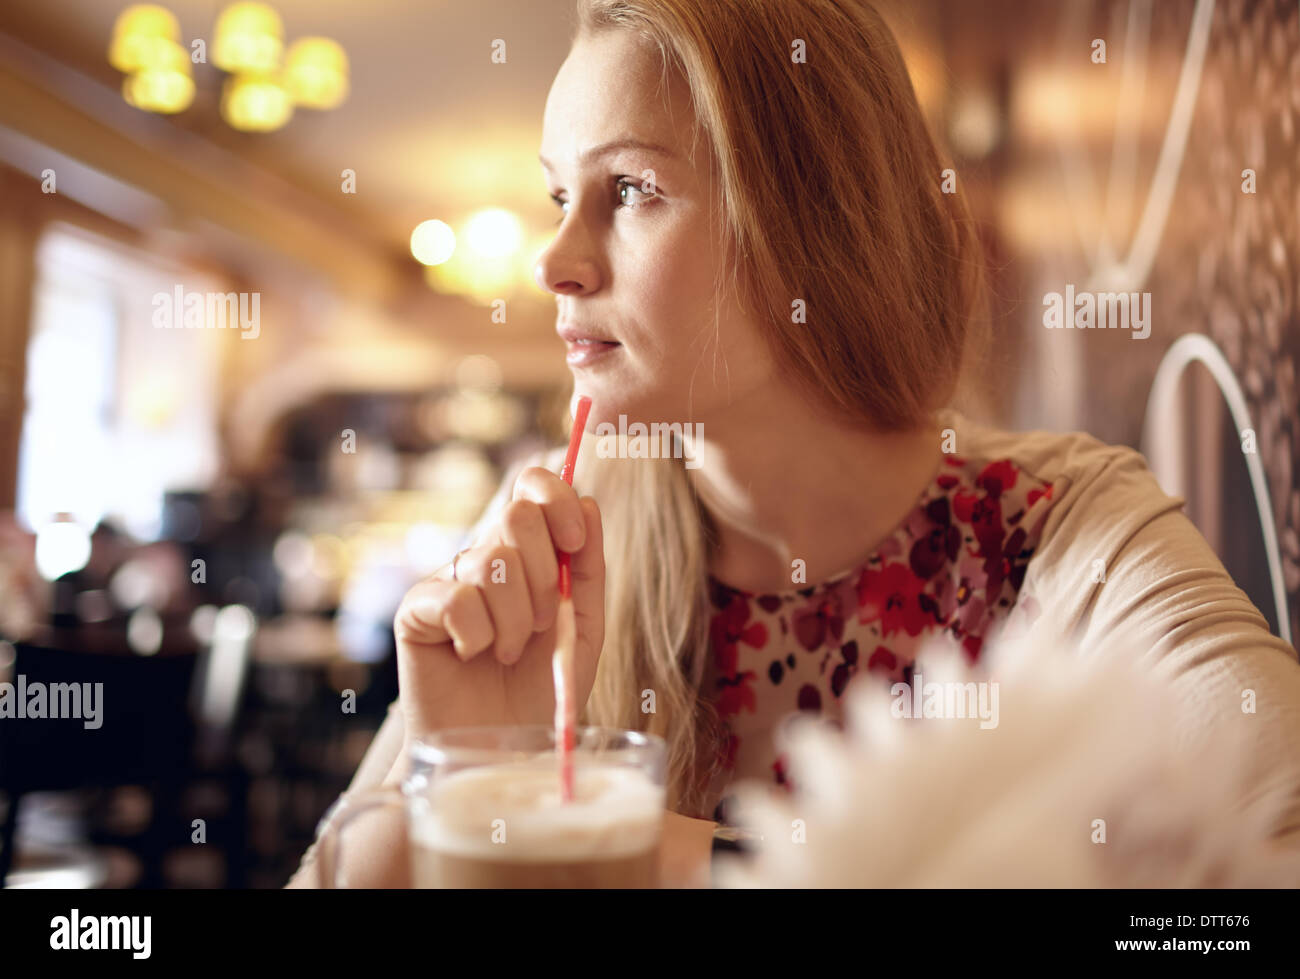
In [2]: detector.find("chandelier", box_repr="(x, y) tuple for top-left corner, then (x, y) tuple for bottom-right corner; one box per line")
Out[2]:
(109, 3), (348, 132)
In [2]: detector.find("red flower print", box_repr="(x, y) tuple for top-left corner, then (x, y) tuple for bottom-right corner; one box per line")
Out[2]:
(866, 645), (897, 675)
(909, 497), (962, 579)
(977, 459), (1018, 498)
(716, 671), (757, 717)
(952, 487), (979, 523)
(857, 561), (932, 637)
(797, 683), (821, 711)
(710, 594), (768, 675)
(790, 579), (854, 651)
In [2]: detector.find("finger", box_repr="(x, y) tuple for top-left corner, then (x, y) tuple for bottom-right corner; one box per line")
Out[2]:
(456, 544), (533, 666)
(395, 578), (493, 661)
(511, 466), (586, 552)
(496, 499), (560, 632)
(571, 495), (604, 592)
(570, 495), (605, 653)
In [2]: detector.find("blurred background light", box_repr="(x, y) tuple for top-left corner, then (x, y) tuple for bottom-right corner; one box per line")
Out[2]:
(121, 40), (194, 114)
(126, 606), (164, 655)
(213, 2), (284, 74)
(463, 208), (523, 259)
(108, 4), (180, 74)
(34, 517), (91, 581)
(409, 219), (456, 266)
(284, 37), (349, 109)
(221, 73), (294, 132)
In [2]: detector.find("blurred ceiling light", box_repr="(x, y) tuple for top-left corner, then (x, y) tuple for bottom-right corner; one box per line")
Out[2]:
(410, 219), (457, 266)
(122, 42), (196, 114)
(34, 518), (91, 581)
(221, 73), (294, 132)
(284, 37), (349, 109)
(213, 1), (284, 74)
(422, 210), (537, 303)
(464, 208), (524, 258)
(109, 4), (180, 73)
(424, 256), (516, 305)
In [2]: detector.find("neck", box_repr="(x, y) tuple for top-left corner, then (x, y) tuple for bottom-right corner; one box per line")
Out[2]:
(687, 390), (945, 595)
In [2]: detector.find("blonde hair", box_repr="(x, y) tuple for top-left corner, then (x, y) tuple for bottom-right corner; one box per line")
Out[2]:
(570, 0), (987, 818)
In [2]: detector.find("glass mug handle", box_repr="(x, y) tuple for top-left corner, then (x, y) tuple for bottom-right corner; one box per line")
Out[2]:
(314, 788), (405, 888)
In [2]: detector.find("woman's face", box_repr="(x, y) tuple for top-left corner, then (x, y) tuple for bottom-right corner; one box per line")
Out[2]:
(536, 29), (771, 430)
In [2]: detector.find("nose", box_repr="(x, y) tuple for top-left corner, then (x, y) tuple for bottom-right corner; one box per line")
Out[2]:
(533, 217), (602, 296)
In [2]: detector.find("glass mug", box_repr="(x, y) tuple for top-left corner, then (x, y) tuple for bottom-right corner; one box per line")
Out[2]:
(317, 726), (667, 888)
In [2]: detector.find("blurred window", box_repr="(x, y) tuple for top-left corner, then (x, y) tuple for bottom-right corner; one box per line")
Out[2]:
(17, 224), (222, 539)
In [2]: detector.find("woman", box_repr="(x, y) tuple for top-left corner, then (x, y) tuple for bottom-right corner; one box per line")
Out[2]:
(290, 0), (1300, 887)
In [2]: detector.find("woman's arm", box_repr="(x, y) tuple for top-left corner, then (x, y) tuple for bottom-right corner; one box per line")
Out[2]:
(1021, 492), (1300, 848)
(286, 700), (410, 888)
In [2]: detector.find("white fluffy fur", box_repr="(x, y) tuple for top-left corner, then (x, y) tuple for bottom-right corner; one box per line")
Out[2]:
(715, 626), (1300, 888)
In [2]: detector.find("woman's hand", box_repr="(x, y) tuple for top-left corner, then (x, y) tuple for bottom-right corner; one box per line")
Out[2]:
(392, 466), (605, 746)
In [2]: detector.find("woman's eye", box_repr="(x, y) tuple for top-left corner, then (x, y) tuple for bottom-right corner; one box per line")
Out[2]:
(550, 193), (568, 225)
(617, 178), (656, 208)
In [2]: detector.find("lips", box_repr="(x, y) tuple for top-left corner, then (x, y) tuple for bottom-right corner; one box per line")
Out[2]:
(558, 325), (621, 368)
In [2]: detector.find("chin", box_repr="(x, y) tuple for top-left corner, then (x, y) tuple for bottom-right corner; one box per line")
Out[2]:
(570, 378), (667, 430)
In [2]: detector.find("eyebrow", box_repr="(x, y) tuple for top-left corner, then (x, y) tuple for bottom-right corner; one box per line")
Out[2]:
(538, 138), (677, 170)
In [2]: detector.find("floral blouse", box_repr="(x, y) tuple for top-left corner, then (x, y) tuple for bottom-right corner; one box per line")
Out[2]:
(702, 452), (1059, 820)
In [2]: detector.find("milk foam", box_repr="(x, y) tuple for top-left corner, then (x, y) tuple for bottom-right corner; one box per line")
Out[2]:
(410, 758), (665, 861)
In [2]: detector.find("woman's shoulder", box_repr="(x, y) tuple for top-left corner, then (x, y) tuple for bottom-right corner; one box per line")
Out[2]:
(940, 407), (1184, 533)
(942, 408), (1168, 496)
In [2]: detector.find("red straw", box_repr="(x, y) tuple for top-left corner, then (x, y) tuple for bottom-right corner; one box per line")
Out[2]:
(554, 394), (591, 802)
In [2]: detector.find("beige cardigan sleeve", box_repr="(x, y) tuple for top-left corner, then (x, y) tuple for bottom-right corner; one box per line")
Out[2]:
(1004, 430), (1300, 847)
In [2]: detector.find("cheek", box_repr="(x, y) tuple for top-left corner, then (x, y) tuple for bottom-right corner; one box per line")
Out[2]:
(625, 214), (723, 367)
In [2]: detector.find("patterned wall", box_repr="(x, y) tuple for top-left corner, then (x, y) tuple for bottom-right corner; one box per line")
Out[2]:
(1147, 0), (1299, 640)
(901, 0), (1299, 641)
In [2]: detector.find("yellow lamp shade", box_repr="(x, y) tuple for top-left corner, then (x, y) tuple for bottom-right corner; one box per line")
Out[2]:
(122, 39), (194, 114)
(109, 4), (181, 73)
(284, 37), (349, 109)
(213, 2), (283, 74)
(221, 74), (293, 132)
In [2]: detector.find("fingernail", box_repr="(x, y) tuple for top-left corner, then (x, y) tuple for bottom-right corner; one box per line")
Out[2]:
(564, 519), (584, 550)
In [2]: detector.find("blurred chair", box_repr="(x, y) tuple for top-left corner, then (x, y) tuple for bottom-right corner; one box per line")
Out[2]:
(0, 618), (254, 887)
